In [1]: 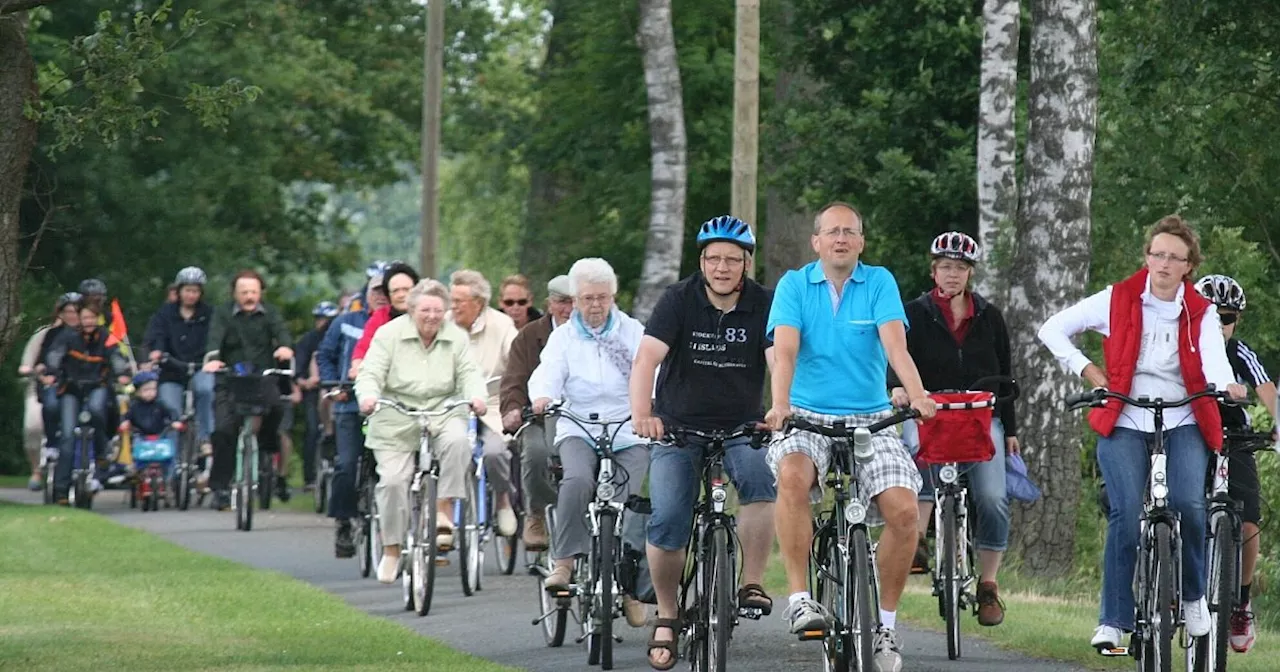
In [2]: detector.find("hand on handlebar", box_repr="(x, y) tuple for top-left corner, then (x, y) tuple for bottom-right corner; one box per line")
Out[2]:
(203, 360), (226, 373)
(1081, 363), (1109, 390)
(764, 404), (792, 432)
(1226, 383), (1248, 402)
(889, 387), (909, 408)
(359, 396), (376, 415)
(149, 350), (162, 363)
(502, 409), (523, 433)
(469, 397), (487, 416)
(909, 395), (937, 421)
(273, 347), (294, 362)
(633, 414), (665, 440)
(532, 397), (551, 415)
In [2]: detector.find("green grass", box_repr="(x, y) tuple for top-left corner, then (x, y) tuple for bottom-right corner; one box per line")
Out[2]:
(0, 502), (516, 672)
(0, 474), (33, 488)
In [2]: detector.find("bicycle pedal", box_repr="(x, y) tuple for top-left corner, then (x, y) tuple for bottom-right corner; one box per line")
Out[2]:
(797, 629), (827, 641)
(435, 557), (451, 567)
(1097, 646), (1129, 657)
(548, 588), (576, 599)
(737, 606), (765, 620)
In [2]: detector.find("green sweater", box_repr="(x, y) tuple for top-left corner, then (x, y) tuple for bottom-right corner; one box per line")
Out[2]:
(206, 302), (293, 373)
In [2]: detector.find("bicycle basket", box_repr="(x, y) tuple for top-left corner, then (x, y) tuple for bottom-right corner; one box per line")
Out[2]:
(132, 434), (176, 463)
(225, 373), (268, 409)
(916, 391), (996, 464)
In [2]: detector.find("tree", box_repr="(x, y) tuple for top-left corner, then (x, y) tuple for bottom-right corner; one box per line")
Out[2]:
(0, 7), (36, 360)
(974, 0), (1019, 299)
(761, 0), (814, 283)
(1005, 0), (1098, 576)
(633, 0), (687, 321)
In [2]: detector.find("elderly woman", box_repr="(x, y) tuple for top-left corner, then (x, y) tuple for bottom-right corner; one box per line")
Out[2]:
(356, 279), (487, 583)
(529, 257), (649, 628)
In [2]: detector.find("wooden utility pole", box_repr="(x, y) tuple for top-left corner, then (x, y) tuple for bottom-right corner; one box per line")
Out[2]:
(419, 0), (445, 278)
(731, 0), (760, 277)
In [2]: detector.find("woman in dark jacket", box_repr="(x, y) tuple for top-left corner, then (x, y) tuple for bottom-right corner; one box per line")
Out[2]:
(891, 231), (1017, 628)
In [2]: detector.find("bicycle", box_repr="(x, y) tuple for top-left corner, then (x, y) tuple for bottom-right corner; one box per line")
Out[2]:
(1189, 428), (1273, 672)
(61, 380), (109, 510)
(529, 403), (647, 670)
(914, 375), (1019, 660)
(370, 397), (473, 616)
(497, 430), (525, 577)
(316, 381), (352, 514)
(1066, 386), (1234, 672)
(213, 361), (296, 532)
(158, 354), (201, 511)
(18, 370), (58, 504)
(785, 408), (921, 672)
(354, 423), (381, 579)
(660, 423), (770, 672)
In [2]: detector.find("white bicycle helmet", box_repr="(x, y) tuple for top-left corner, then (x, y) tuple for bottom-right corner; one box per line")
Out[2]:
(930, 231), (979, 264)
(174, 266), (207, 287)
(1194, 274), (1247, 311)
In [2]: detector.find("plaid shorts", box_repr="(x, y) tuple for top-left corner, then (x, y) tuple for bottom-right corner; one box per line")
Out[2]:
(767, 407), (922, 527)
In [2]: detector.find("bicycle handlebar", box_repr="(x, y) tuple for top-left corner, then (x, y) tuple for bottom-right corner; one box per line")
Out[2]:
(374, 397), (471, 418)
(932, 375), (1020, 406)
(1222, 430), (1277, 454)
(662, 422), (770, 450)
(1065, 386), (1232, 412)
(785, 408), (921, 437)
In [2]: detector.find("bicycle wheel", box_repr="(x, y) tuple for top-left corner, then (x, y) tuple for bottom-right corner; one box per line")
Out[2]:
(1146, 523), (1175, 672)
(536, 510), (568, 646)
(1195, 515), (1236, 672)
(707, 526), (734, 672)
(940, 495), (962, 660)
(814, 525), (849, 672)
(176, 430), (195, 511)
(239, 435), (256, 532)
(414, 473), (441, 615)
(313, 458), (327, 513)
(463, 484), (483, 594)
(849, 527), (877, 672)
(258, 450), (274, 511)
(590, 509), (617, 670)
(42, 456), (55, 505)
(458, 491), (476, 596)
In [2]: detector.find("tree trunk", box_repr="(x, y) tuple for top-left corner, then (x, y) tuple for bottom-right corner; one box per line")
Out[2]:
(731, 0), (760, 277)
(973, 0), (1020, 301)
(0, 11), (37, 359)
(762, 0), (815, 284)
(1005, 0), (1098, 577)
(632, 0), (687, 322)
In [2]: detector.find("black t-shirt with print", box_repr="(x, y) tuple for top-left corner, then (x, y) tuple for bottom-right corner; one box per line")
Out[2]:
(646, 273), (772, 430)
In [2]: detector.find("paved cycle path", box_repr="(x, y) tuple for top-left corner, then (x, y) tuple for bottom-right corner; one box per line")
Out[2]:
(2, 487), (1086, 671)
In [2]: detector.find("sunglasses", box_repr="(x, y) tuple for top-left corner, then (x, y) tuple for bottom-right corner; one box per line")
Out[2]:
(502, 298), (530, 307)
(1219, 312), (1239, 326)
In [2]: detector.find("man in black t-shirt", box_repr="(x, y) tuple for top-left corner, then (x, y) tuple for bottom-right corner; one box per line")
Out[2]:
(1194, 274), (1278, 654)
(630, 215), (775, 669)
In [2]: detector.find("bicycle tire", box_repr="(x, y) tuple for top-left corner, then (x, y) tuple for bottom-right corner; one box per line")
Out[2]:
(465, 484), (484, 593)
(1195, 515), (1236, 672)
(849, 526), (877, 672)
(459, 488), (475, 597)
(708, 526), (734, 672)
(176, 430), (195, 511)
(594, 509), (617, 670)
(941, 495), (962, 660)
(1148, 523), (1175, 672)
(240, 435), (256, 531)
(313, 459), (327, 513)
(815, 525), (849, 672)
(42, 457), (55, 505)
(403, 490), (417, 611)
(417, 473), (441, 615)
(258, 451), (274, 511)
(538, 506), (567, 646)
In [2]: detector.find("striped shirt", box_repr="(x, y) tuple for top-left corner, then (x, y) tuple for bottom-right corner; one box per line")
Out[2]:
(1223, 337), (1271, 428)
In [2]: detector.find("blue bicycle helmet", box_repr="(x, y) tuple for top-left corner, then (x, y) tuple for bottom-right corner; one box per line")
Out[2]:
(696, 215), (755, 253)
(313, 301), (340, 318)
(132, 370), (159, 387)
(365, 260), (389, 279)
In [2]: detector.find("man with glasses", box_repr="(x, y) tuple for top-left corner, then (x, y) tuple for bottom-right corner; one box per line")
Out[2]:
(500, 274), (574, 551)
(765, 202), (936, 672)
(499, 274), (542, 330)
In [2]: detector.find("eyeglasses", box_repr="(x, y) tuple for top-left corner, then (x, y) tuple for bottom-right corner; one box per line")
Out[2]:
(577, 294), (612, 306)
(1147, 251), (1189, 264)
(818, 227), (864, 240)
(1219, 312), (1239, 326)
(702, 255), (745, 269)
(502, 298), (530, 307)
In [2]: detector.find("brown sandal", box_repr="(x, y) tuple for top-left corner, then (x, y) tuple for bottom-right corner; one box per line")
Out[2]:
(647, 618), (681, 670)
(738, 583), (773, 615)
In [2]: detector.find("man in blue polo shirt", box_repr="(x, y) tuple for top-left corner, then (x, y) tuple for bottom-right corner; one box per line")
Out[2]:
(765, 201), (936, 672)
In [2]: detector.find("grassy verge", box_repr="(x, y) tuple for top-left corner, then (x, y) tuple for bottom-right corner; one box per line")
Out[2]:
(0, 502), (515, 671)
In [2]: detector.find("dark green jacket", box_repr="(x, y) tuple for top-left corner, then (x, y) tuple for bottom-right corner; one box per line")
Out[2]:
(206, 302), (293, 373)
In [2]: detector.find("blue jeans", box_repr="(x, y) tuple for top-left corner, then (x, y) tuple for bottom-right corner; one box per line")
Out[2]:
(646, 435), (777, 551)
(158, 373), (214, 442)
(40, 386), (60, 445)
(55, 388), (111, 493)
(913, 419), (1010, 552)
(328, 412), (364, 520)
(1097, 425), (1208, 630)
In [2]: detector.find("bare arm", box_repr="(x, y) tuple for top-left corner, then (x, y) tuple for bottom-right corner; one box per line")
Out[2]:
(764, 327), (799, 429)
(629, 335), (669, 423)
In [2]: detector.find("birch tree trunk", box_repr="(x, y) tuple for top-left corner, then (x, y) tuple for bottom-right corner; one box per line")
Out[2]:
(974, 0), (1020, 301)
(0, 10), (37, 358)
(632, 0), (687, 322)
(1005, 0), (1098, 577)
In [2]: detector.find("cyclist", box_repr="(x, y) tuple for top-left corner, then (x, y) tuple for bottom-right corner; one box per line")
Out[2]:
(146, 267), (215, 465)
(355, 279), (487, 583)
(295, 300), (341, 492)
(1193, 273), (1278, 653)
(1038, 215), (1245, 650)
(319, 271), (388, 557)
(630, 215), (777, 670)
(499, 274), (574, 551)
(529, 257), (649, 629)
(498, 273), (542, 330)
(892, 231), (1018, 627)
(350, 262), (421, 377)
(449, 269), (519, 536)
(346, 260), (388, 314)
(44, 301), (132, 504)
(202, 270), (295, 512)
(18, 293), (81, 489)
(764, 201), (936, 672)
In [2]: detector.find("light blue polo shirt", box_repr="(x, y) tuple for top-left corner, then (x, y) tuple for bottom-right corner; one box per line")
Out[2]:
(766, 260), (908, 415)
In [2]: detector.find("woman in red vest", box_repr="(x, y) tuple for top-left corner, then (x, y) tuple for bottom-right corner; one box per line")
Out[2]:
(1038, 215), (1246, 651)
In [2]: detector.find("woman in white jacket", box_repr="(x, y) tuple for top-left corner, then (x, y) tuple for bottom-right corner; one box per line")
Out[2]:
(529, 257), (649, 627)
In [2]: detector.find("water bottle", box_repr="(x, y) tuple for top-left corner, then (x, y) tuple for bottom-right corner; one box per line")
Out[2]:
(852, 426), (875, 463)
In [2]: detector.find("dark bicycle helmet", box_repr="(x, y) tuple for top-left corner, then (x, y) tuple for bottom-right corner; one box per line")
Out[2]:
(930, 231), (980, 264)
(313, 301), (340, 318)
(78, 278), (107, 296)
(696, 215), (756, 253)
(1194, 274), (1247, 312)
(56, 292), (83, 312)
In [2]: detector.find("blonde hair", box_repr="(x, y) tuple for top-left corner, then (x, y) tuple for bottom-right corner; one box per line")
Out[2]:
(1144, 214), (1203, 279)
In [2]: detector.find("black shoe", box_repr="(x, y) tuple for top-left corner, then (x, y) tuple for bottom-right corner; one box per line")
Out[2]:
(213, 490), (231, 511)
(276, 476), (291, 503)
(335, 520), (356, 558)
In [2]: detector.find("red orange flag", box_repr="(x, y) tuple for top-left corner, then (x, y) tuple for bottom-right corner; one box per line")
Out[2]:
(106, 298), (128, 348)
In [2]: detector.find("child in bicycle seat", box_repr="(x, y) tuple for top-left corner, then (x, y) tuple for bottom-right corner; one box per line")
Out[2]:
(121, 371), (181, 436)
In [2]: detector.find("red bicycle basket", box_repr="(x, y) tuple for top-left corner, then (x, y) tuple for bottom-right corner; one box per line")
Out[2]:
(916, 391), (996, 464)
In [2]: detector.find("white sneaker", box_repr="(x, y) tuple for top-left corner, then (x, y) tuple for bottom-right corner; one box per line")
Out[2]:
(1091, 625), (1123, 650)
(90, 478), (104, 493)
(376, 553), (399, 584)
(496, 506), (518, 537)
(1230, 602), (1256, 653)
(1183, 597), (1210, 638)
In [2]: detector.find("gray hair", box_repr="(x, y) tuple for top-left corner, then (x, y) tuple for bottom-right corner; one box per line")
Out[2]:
(568, 257), (618, 295)
(406, 279), (449, 310)
(450, 269), (492, 304)
(813, 201), (865, 234)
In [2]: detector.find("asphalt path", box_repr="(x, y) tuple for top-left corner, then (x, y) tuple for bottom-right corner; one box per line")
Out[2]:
(2, 487), (1086, 672)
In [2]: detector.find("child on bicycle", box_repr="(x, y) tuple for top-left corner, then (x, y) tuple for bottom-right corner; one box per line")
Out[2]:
(1193, 274), (1278, 654)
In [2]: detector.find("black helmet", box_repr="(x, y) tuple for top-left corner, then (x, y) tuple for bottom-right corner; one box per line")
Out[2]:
(78, 278), (107, 296)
